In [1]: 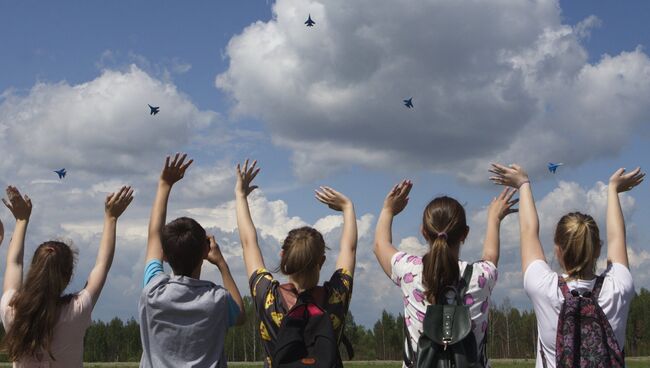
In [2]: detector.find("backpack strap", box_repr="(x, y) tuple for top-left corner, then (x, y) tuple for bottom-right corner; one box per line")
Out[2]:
(557, 276), (571, 299)
(340, 333), (355, 360)
(591, 275), (606, 299)
(402, 319), (416, 368)
(459, 262), (474, 298)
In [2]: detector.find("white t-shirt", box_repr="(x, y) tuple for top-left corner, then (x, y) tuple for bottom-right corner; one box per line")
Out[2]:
(390, 251), (498, 368)
(524, 260), (635, 368)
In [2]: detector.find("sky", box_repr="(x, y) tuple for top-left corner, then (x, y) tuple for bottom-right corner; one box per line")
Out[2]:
(0, 0), (649, 327)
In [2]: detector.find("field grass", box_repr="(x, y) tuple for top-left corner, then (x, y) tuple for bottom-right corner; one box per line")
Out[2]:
(0, 359), (647, 367)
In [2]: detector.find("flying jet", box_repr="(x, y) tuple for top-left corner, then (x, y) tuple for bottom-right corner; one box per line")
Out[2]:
(54, 168), (67, 179)
(403, 98), (413, 108)
(305, 14), (315, 27)
(148, 104), (160, 115)
(548, 162), (564, 174)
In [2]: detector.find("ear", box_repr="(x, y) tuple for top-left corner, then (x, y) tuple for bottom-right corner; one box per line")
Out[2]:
(461, 226), (470, 242)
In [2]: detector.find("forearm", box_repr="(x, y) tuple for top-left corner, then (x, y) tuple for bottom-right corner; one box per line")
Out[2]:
(6, 220), (27, 265)
(374, 209), (394, 250)
(217, 262), (244, 313)
(340, 205), (358, 253)
(235, 194), (259, 248)
(518, 183), (539, 237)
(146, 182), (171, 260)
(607, 186), (628, 266)
(482, 217), (500, 266)
(95, 217), (117, 271)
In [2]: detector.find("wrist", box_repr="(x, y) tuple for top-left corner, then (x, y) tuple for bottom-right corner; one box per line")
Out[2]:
(15, 218), (29, 225)
(214, 260), (229, 270)
(380, 207), (396, 217)
(518, 179), (530, 188)
(104, 214), (119, 223)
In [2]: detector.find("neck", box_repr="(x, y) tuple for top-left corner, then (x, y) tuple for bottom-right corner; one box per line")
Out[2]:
(289, 273), (319, 293)
(190, 264), (202, 279)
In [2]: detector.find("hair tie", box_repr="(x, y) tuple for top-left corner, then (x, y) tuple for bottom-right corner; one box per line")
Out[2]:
(44, 246), (55, 253)
(436, 232), (448, 240)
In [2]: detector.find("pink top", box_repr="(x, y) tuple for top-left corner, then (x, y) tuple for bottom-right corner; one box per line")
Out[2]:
(0, 289), (93, 368)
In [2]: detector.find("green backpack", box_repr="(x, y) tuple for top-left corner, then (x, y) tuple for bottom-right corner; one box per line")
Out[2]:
(404, 264), (479, 368)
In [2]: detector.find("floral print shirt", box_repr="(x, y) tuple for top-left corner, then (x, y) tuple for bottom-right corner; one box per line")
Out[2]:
(390, 251), (498, 368)
(249, 268), (353, 368)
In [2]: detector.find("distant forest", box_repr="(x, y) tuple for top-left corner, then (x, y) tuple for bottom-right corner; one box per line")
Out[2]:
(1, 289), (650, 362)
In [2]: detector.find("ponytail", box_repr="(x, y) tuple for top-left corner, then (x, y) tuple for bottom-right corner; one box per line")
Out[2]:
(421, 197), (467, 304)
(2, 241), (75, 361)
(279, 227), (328, 279)
(554, 212), (601, 279)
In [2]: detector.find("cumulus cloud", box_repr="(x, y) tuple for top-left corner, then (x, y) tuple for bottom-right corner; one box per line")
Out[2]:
(217, 0), (650, 181)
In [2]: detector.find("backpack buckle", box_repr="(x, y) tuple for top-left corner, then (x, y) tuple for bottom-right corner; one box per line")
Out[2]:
(443, 338), (451, 350)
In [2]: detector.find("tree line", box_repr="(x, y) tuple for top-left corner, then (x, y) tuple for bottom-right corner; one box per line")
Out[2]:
(0, 289), (649, 362)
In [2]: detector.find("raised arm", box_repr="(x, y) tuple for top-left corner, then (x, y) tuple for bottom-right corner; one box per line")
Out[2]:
(315, 187), (358, 276)
(2, 186), (32, 292)
(235, 159), (265, 277)
(0, 217), (4, 247)
(374, 180), (412, 278)
(146, 153), (193, 263)
(86, 186), (134, 306)
(606, 167), (645, 268)
(206, 235), (245, 326)
(489, 164), (545, 272)
(482, 187), (518, 266)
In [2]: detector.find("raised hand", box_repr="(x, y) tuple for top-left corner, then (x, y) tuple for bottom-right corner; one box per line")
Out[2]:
(235, 159), (260, 197)
(315, 187), (352, 212)
(206, 235), (226, 266)
(488, 187), (519, 221)
(161, 153), (193, 186)
(489, 163), (530, 188)
(2, 186), (32, 221)
(383, 180), (412, 216)
(105, 186), (135, 219)
(609, 167), (645, 193)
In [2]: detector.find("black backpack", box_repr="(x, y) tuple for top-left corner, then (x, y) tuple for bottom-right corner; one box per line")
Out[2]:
(272, 287), (353, 368)
(405, 264), (479, 368)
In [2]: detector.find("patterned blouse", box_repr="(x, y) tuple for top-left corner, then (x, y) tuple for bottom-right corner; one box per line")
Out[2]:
(249, 268), (354, 367)
(390, 251), (498, 368)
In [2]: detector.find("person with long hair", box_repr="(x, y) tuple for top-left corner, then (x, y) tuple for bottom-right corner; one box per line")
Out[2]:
(234, 159), (358, 367)
(0, 185), (133, 367)
(374, 180), (517, 367)
(489, 164), (644, 368)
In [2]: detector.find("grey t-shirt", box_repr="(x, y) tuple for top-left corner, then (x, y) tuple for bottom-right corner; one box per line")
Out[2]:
(139, 266), (236, 368)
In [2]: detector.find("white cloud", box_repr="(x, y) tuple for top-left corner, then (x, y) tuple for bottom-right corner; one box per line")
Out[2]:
(217, 0), (650, 181)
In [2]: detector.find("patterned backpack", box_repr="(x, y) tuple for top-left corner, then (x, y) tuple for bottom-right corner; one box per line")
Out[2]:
(548, 275), (625, 368)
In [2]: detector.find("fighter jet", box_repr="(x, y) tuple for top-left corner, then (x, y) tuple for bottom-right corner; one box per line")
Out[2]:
(305, 14), (315, 27)
(403, 98), (413, 108)
(54, 168), (67, 179)
(548, 162), (564, 174)
(148, 104), (160, 115)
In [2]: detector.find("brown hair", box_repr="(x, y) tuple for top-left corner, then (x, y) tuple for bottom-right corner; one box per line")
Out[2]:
(279, 227), (328, 280)
(554, 212), (602, 279)
(2, 241), (76, 361)
(162, 217), (207, 276)
(421, 197), (468, 304)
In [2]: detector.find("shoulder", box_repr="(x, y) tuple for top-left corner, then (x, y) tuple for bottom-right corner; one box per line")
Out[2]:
(601, 262), (635, 298)
(142, 273), (171, 293)
(523, 260), (559, 300)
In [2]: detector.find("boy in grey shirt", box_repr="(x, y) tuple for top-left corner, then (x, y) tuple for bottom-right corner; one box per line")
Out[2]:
(139, 153), (245, 368)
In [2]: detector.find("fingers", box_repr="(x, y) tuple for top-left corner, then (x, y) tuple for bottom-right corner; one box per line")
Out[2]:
(164, 155), (170, 169)
(1, 198), (10, 211)
(504, 188), (517, 202)
(250, 167), (261, 182)
(176, 153), (187, 168)
(181, 159), (194, 171)
(243, 159), (249, 174)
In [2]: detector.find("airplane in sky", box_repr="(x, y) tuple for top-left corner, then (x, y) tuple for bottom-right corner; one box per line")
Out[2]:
(403, 97), (413, 108)
(305, 14), (315, 27)
(148, 104), (160, 115)
(54, 168), (67, 179)
(548, 162), (564, 174)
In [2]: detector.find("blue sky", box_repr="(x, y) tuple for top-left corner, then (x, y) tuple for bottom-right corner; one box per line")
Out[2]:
(1, 0), (650, 327)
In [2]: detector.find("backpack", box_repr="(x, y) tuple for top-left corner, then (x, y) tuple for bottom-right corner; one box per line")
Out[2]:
(405, 264), (479, 368)
(272, 286), (353, 368)
(546, 275), (625, 368)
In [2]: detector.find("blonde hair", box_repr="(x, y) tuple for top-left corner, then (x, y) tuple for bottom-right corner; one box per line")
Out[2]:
(554, 212), (602, 279)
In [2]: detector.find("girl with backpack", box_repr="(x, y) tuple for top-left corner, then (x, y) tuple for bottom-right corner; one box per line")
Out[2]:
(489, 164), (644, 368)
(0, 185), (133, 367)
(374, 180), (517, 368)
(234, 160), (358, 368)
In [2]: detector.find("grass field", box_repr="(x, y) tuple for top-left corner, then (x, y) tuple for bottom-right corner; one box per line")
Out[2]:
(0, 358), (642, 368)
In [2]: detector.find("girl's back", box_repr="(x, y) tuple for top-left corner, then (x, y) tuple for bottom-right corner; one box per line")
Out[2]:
(1, 290), (92, 367)
(524, 261), (634, 367)
(391, 252), (497, 367)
